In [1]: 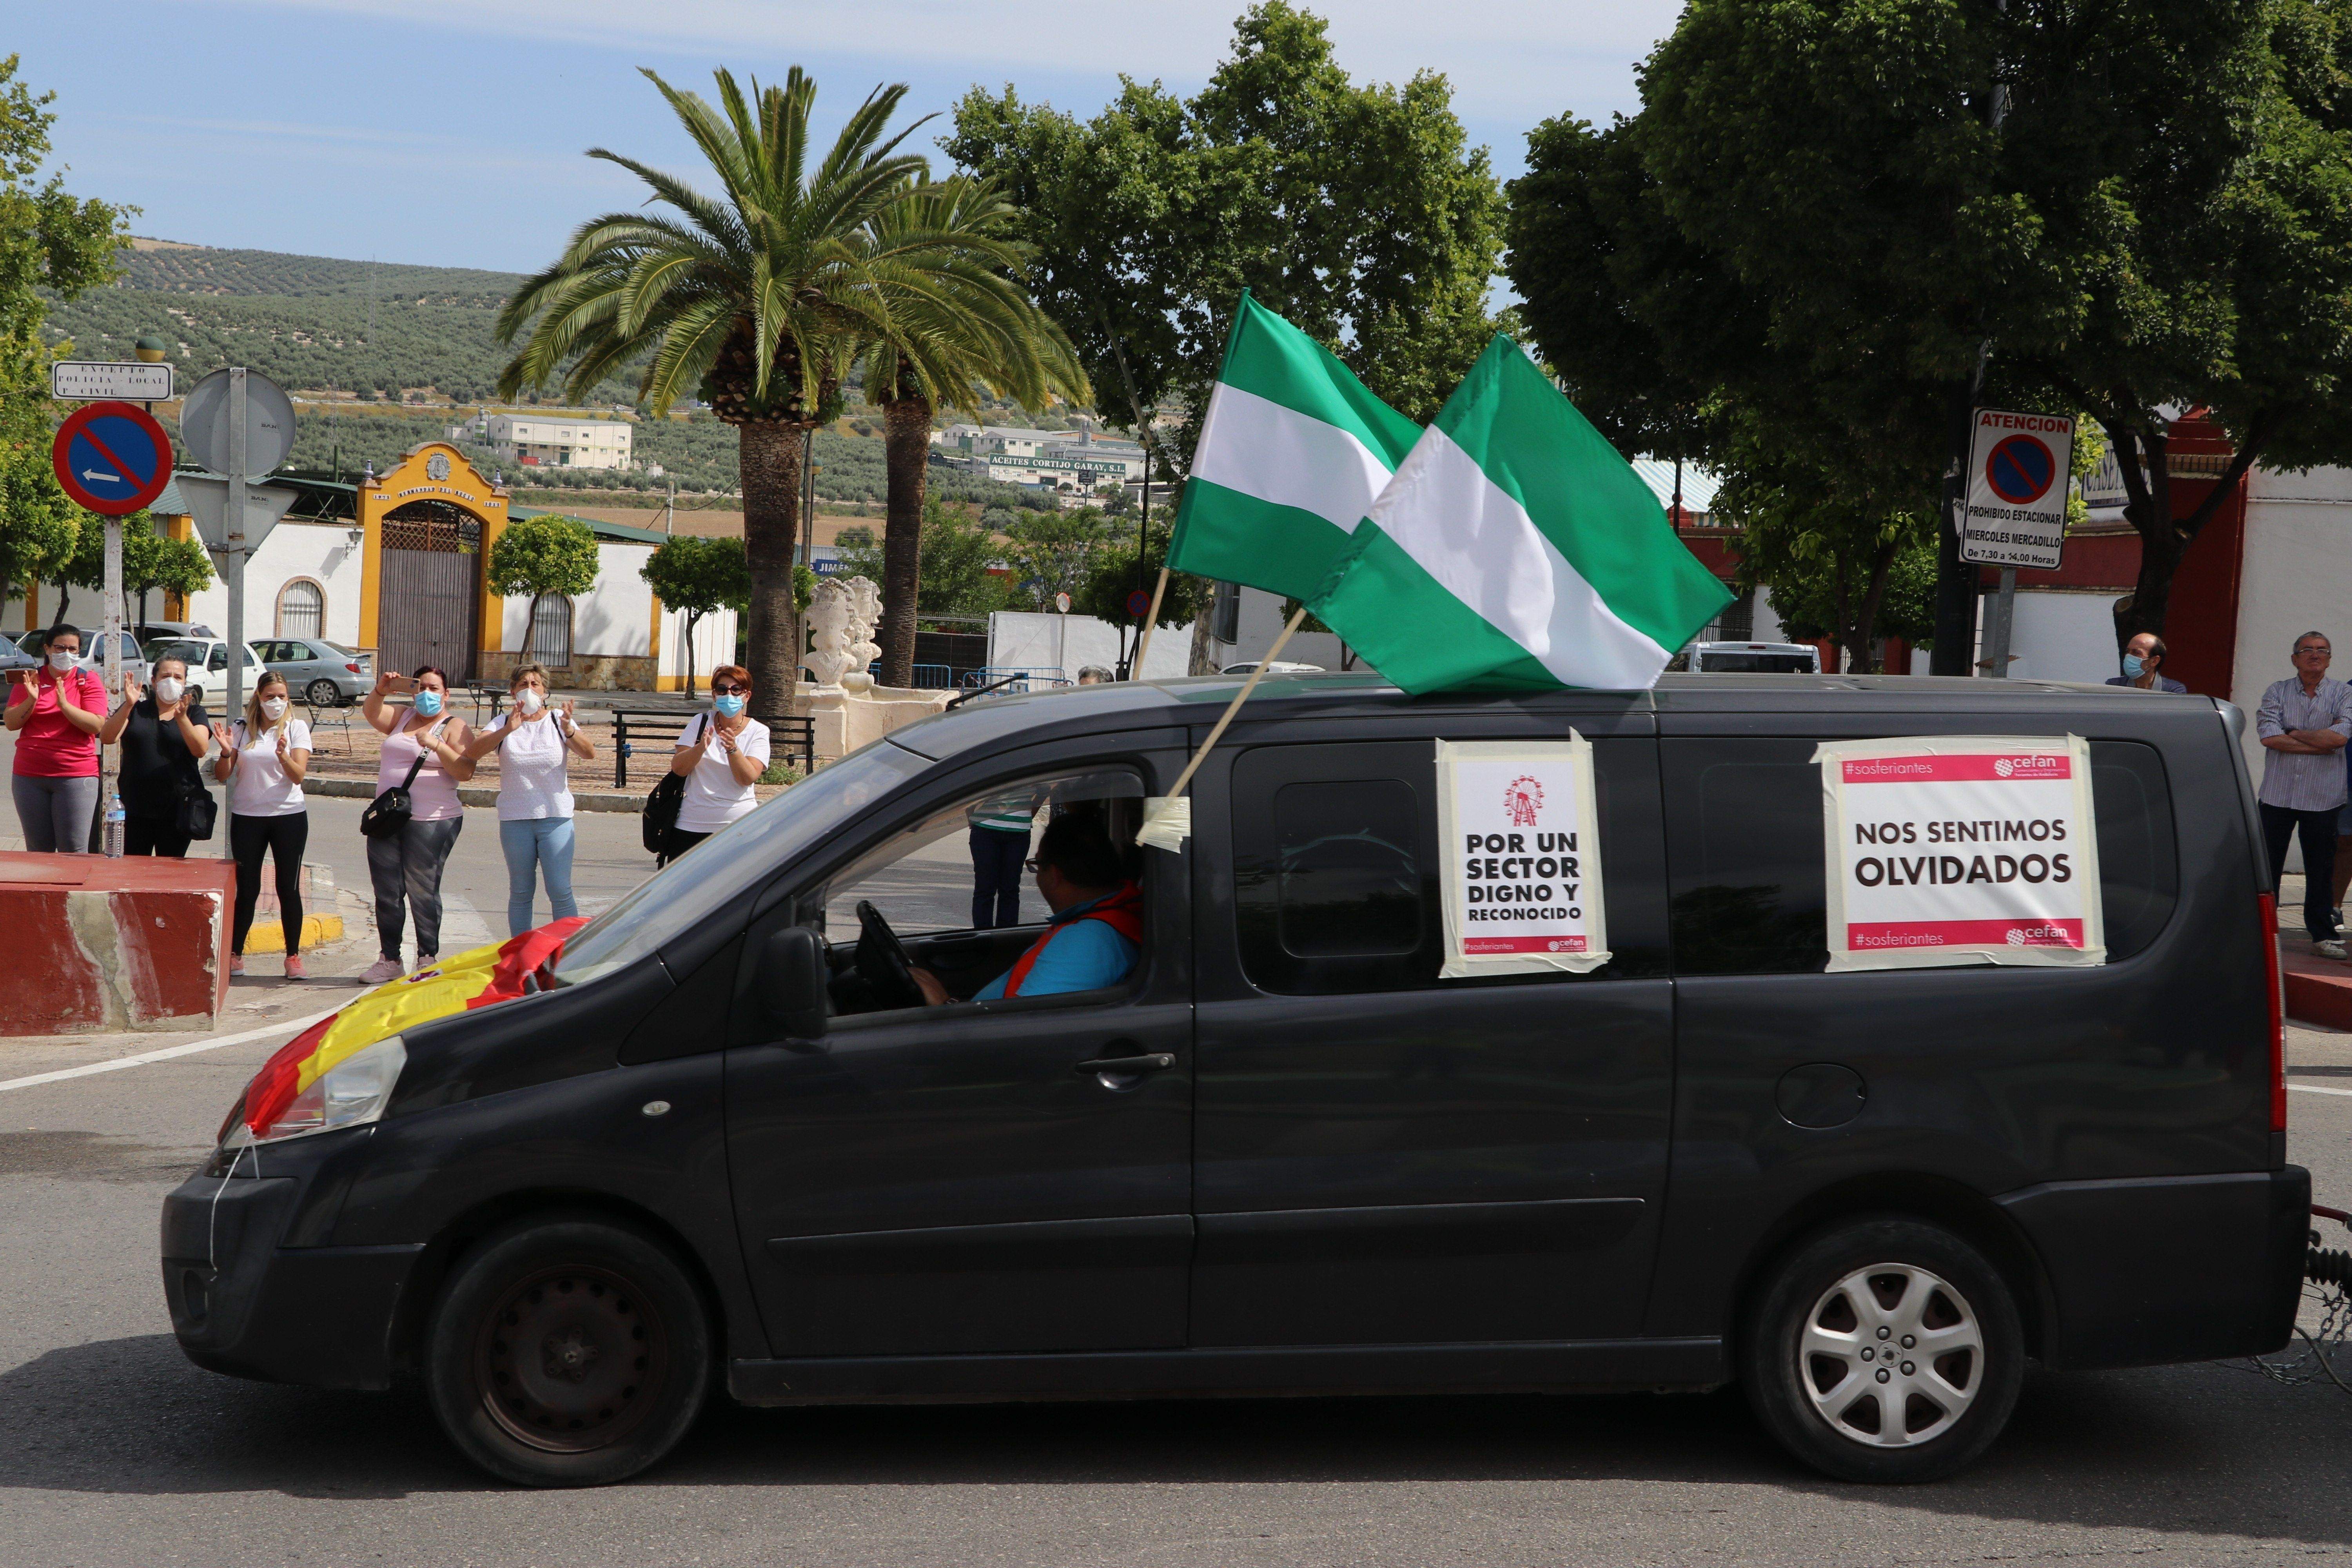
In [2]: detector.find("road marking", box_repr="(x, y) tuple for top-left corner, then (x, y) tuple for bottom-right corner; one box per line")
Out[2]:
(2290, 1082), (2352, 1098)
(0, 1005), (342, 1096)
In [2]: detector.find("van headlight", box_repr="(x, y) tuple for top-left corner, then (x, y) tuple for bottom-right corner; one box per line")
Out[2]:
(224, 1035), (407, 1149)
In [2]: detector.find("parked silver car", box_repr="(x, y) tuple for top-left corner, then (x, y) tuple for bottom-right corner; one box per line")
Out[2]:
(255, 637), (372, 706)
(141, 637), (266, 711)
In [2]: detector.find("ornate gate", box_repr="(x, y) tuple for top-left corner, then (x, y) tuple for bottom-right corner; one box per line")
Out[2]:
(377, 500), (482, 680)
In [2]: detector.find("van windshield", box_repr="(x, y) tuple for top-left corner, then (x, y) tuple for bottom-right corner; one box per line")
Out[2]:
(553, 739), (932, 986)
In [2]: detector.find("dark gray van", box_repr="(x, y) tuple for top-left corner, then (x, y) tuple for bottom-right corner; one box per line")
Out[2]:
(161, 674), (2308, 1487)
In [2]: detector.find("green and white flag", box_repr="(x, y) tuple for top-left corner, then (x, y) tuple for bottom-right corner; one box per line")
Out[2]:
(1166, 292), (1422, 602)
(1311, 336), (1731, 693)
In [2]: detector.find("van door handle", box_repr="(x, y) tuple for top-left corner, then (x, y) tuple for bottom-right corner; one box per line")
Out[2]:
(1074, 1052), (1175, 1076)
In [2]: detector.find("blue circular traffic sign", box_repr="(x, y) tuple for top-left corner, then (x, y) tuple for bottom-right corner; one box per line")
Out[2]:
(1985, 434), (2056, 506)
(1127, 588), (1153, 618)
(52, 400), (173, 515)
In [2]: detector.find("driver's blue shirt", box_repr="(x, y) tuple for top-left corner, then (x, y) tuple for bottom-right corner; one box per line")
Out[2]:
(973, 891), (1140, 1000)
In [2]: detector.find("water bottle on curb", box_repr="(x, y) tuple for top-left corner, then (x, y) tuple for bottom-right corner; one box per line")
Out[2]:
(104, 793), (125, 858)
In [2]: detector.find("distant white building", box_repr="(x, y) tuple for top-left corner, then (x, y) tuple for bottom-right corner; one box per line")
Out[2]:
(486, 414), (633, 471)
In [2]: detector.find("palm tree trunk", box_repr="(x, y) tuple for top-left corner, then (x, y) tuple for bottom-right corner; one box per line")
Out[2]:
(877, 394), (931, 688)
(740, 419), (805, 721)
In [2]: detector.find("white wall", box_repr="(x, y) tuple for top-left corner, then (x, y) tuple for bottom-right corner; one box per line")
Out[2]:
(1993, 590), (2121, 685)
(659, 604), (738, 688)
(2235, 466), (2352, 790)
(988, 610), (1194, 682)
(499, 538), (655, 658)
(34, 517), (365, 648)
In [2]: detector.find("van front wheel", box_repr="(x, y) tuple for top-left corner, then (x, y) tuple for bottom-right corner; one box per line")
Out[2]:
(1742, 1218), (2024, 1483)
(425, 1216), (711, 1487)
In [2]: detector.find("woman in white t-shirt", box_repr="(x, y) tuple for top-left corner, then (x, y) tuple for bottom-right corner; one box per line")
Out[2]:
(664, 664), (769, 862)
(209, 671), (312, 978)
(461, 663), (595, 935)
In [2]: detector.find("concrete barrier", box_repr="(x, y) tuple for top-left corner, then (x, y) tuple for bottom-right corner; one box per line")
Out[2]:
(0, 853), (232, 1034)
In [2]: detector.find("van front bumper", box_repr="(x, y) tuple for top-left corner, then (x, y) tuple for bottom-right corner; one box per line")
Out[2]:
(160, 1171), (423, 1390)
(1998, 1165), (2312, 1370)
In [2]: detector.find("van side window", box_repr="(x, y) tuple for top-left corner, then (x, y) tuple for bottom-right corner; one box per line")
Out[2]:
(1664, 737), (2183, 976)
(2089, 741), (2178, 960)
(1233, 743), (1436, 995)
(1662, 739), (1829, 976)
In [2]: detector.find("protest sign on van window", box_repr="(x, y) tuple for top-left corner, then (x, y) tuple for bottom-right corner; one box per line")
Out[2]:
(1435, 735), (1610, 978)
(1815, 734), (2105, 972)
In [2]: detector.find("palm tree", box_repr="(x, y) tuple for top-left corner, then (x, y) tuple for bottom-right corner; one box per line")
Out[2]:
(854, 176), (1088, 686)
(494, 65), (927, 713)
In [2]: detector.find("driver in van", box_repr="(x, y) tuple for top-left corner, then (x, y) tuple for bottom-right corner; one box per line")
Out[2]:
(910, 815), (1142, 1005)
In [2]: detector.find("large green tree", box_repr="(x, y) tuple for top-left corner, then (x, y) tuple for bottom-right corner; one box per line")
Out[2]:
(947, 0), (1503, 454)
(833, 497), (1012, 623)
(496, 66), (930, 715)
(853, 174), (1085, 686)
(0, 56), (128, 621)
(1508, 0), (2352, 664)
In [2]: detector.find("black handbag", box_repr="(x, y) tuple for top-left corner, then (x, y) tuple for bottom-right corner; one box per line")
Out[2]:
(643, 771), (686, 855)
(176, 783), (218, 842)
(361, 751), (428, 840)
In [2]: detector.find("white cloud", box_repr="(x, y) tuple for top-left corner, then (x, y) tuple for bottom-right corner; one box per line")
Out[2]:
(235, 0), (1677, 121)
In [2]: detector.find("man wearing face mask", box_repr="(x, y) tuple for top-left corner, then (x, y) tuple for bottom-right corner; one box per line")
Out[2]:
(6, 624), (107, 853)
(98, 654), (211, 856)
(2105, 632), (2188, 694)
(663, 665), (768, 862)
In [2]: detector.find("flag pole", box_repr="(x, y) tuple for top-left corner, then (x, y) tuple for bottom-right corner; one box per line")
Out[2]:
(1129, 565), (1172, 677)
(1137, 605), (1307, 849)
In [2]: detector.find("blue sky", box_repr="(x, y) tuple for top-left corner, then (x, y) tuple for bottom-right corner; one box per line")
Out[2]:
(16, 0), (1683, 274)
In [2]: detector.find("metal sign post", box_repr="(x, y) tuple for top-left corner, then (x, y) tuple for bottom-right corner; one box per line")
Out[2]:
(1959, 409), (2076, 679)
(180, 367), (297, 735)
(226, 368), (247, 728)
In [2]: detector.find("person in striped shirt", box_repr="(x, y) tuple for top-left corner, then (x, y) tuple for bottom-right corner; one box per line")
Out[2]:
(2258, 630), (2352, 957)
(967, 791), (1035, 928)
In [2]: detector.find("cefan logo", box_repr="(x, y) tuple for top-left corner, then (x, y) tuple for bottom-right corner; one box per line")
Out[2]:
(2005, 927), (2026, 945)
(1993, 753), (2063, 779)
(1993, 758), (2014, 778)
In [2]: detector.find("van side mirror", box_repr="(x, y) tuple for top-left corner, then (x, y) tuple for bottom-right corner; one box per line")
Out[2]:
(753, 924), (830, 1042)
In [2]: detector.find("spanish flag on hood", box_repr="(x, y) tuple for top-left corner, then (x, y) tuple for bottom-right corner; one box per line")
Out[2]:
(240, 917), (590, 1138)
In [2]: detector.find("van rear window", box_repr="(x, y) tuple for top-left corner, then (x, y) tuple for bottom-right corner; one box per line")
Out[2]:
(1663, 737), (2179, 975)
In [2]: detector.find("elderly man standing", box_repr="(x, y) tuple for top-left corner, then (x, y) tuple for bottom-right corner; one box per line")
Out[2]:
(2259, 630), (2352, 958)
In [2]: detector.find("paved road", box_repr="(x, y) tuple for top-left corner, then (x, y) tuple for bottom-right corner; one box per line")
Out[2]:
(3, 983), (2351, 1567)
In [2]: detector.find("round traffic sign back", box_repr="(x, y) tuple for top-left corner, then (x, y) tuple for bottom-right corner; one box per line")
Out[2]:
(1985, 434), (2057, 505)
(1126, 588), (1153, 618)
(51, 401), (174, 515)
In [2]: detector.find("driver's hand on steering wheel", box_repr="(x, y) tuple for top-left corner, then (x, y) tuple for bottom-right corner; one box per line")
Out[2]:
(909, 967), (952, 1007)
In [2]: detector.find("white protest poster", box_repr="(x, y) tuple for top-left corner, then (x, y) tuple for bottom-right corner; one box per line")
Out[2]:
(1436, 735), (1610, 978)
(1816, 734), (2105, 972)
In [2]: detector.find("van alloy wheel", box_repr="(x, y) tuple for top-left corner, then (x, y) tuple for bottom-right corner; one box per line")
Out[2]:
(1798, 1263), (1982, 1446)
(473, 1263), (670, 1454)
(1741, 1217), (2024, 1483)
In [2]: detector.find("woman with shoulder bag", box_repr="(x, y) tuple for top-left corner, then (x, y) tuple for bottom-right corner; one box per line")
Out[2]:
(664, 665), (768, 862)
(357, 665), (477, 985)
(98, 652), (211, 855)
(211, 671), (311, 978)
(460, 663), (594, 935)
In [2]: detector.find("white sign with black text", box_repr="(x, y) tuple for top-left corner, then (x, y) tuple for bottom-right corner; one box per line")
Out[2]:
(1435, 735), (1610, 978)
(1961, 408), (2076, 569)
(49, 359), (174, 403)
(1816, 734), (2105, 972)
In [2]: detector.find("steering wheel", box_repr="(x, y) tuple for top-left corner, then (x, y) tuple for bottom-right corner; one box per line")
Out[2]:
(854, 900), (924, 1009)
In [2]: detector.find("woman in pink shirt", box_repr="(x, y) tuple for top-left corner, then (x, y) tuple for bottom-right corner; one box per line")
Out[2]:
(5, 623), (107, 853)
(358, 664), (477, 984)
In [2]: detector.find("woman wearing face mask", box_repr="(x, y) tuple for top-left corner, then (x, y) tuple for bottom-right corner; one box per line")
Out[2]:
(211, 671), (312, 978)
(358, 665), (479, 984)
(5, 624), (107, 853)
(460, 663), (594, 936)
(98, 654), (211, 856)
(664, 665), (769, 862)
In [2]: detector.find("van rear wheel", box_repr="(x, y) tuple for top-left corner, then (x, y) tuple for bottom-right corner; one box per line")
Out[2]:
(1742, 1218), (2024, 1483)
(425, 1216), (710, 1487)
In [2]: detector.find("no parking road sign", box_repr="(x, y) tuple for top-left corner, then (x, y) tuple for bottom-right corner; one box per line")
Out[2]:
(1962, 409), (2074, 570)
(51, 400), (174, 516)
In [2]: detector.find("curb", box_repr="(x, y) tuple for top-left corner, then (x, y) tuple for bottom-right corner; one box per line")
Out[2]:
(301, 777), (647, 814)
(240, 912), (346, 954)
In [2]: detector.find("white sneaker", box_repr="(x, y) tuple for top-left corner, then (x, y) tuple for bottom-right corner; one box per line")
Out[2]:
(359, 957), (406, 985)
(2318, 939), (2348, 960)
